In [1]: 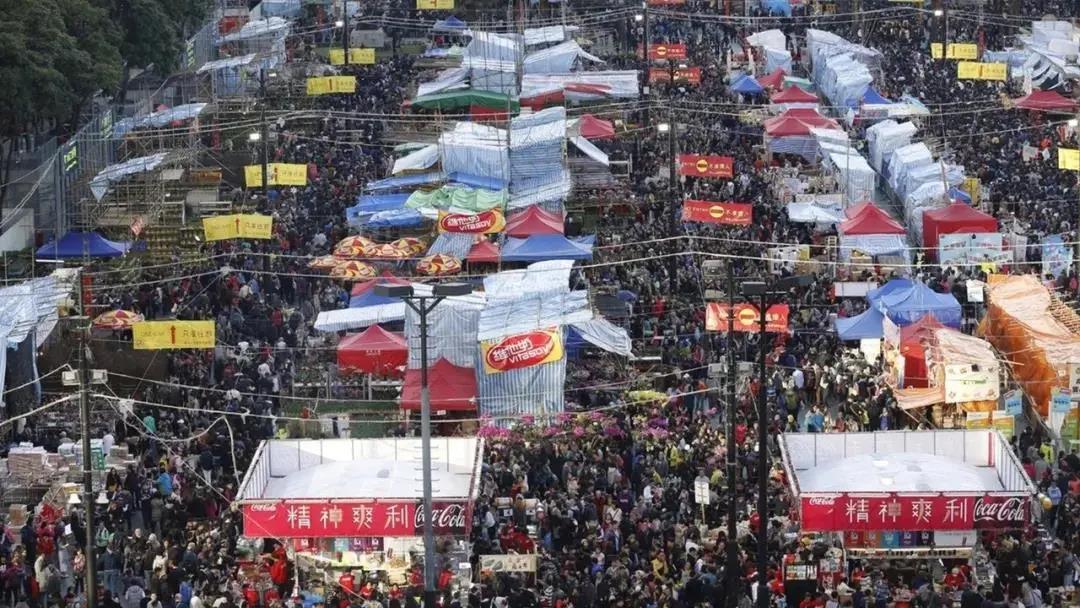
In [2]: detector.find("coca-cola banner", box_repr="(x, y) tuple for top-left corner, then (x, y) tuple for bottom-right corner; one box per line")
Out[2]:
(242, 500), (470, 538)
(480, 327), (564, 374)
(800, 493), (1029, 532)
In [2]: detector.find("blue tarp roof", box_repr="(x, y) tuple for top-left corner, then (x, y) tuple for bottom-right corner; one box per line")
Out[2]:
(762, 0), (792, 16)
(365, 208), (426, 229)
(949, 186), (972, 203)
(835, 307), (885, 340)
(447, 172), (506, 191)
(350, 290), (403, 309)
(862, 88), (891, 105)
(878, 283), (961, 328)
(346, 193), (409, 224)
(501, 234), (594, 262)
(433, 16), (467, 31)
(730, 74), (765, 95)
(365, 173), (443, 191)
(867, 278), (913, 307)
(36, 232), (132, 259)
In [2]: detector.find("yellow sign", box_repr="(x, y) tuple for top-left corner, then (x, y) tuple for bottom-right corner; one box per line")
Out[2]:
(417, 0), (454, 8)
(931, 43), (943, 59)
(63, 145), (78, 172)
(306, 76), (357, 95)
(965, 410), (1015, 440)
(957, 62), (982, 79)
(480, 328), (564, 374)
(979, 62), (1007, 81)
(329, 48), (376, 65)
(202, 214), (274, 241)
(133, 321), (216, 350)
(244, 163), (308, 187)
(1059, 148), (1080, 171)
(963, 177), (981, 205)
(933, 43), (979, 60)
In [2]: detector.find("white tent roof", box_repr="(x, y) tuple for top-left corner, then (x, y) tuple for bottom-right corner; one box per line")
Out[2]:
(524, 40), (603, 74)
(197, 54), (257, 73)
(523, 25), (579, 46)
(392, 144), (439, 174)
(797, 452), (1004, 493)
(90, 152), (169, 201)
(746, 29), (786, 51)
(217, 17), (289, 44)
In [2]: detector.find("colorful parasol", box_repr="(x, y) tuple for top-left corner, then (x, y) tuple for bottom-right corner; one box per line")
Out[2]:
(363, 243), (411, 259)
(334, 235), (376, 256)
(92, 309), (144, 330)
(308, 255), (340, 269)
(389, 237), (427, 255)
(416, 253), (463, 276)
(329, 260), (378, 281)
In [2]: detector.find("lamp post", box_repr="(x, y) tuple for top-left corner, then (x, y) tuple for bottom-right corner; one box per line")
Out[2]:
(253, 68), (276, 196)
(1070, 117), (1079, 281)
(740, 274), (812, 608)
(658, 120), (679, 291)
(336, 16), (349, 65)
(725, 264), (739, 608)
(374, 282), (474, 608)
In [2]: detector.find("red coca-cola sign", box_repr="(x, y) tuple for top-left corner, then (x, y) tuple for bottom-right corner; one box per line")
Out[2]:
(481, 328), (563, 374)
(415, 502), (469, 534)
(973, 495), (1029, 529)
(241, 499), (472, 538)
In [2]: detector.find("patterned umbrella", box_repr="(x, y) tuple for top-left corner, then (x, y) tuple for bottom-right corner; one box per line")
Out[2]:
(92, 310), (144, 330)
(334, 235), (376, 256)
(329, 261), (377, 281)
(390, 237), (427, 255)
(308, 255), (340, 270)
(363, 243), (411, 259)
(416, 254), (463, 276)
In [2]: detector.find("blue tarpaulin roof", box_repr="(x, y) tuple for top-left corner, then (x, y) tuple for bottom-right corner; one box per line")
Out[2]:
(365, 208), (426, 229)
(365, 173), (443, 191)
(730, 75), (765, 95)
(36, 232), (132, 259)
(762, 0), (792, 16)
(433, 15), (467, 31)
(867, 278), (913, 307)
(501, 234), (594, 262)
(446, 172), (506, 191)
(949, 186), (972, 203)
(862, 88), (892, 105)
(350, 290), (404, 309)
(835, 307), (885, 340)
(347, 194), (409, 224)
(878, 283), (961, 328)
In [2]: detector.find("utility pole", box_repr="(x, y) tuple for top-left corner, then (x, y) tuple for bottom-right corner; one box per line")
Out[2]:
(258, 68), (270, 196)
(755, 287), (769, 608)
(642, 0), (650, 126)
(663, 110), (679, 294)
(342, 2), (350, 66)
(725, 264), (740, 608)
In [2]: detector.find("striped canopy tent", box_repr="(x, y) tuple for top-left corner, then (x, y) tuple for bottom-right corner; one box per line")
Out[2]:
(308, 255), (340, 269)
(416, 253), (463, 276)
(92, 309), (144, 330)
(363, 243), (411, 259)
(329, 260), (378, 281)
(334, 235), (377, 257)
(390, 237), (427, 255)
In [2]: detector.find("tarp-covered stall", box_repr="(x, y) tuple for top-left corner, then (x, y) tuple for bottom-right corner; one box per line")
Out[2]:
(877, 282), (962, 328)
(37, 232), (132, 259)
(922, 203), (998, 253)
(336, 325), (407, 376)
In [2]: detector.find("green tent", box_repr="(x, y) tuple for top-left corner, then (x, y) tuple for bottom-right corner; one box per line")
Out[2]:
(410, 90), (520, 112)
(405, 184), (506, 212)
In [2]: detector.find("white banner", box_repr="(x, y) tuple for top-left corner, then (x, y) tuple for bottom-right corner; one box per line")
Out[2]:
(944, 363), (999, 403)
(479, 554), (537, 573)
(939, 233), (1005, 267)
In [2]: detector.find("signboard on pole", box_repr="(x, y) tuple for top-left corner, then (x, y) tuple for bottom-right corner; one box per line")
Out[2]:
(1003, 389), (1023, 417)
(329, 48), (376, 65)
(694, 476), (711, 505)
(682, 200), (752, 225)
(244, 163), (308, 187)
(705, 303), (789, 333)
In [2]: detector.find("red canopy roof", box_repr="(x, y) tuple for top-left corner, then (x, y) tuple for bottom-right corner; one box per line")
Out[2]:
(844, 201), (875, 219)
(577, 114), (615, 140)
(350, 271), (409, 297)
(922, 202), (998, 250)
(505, 205), (565, 237)
(467, 239), (501, 264)
(1014, 90), (1078, 112)
(763, 109), (840, 136)
(757, 69), (786, 90)
(839, 204), (907, 235)
(771, 86), (818, 103)
(337, 324), (408, 376)
(401, 358), (477, 411)
(900, 314), (944, 353)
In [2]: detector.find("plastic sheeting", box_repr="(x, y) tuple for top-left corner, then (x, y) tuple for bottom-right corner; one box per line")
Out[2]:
(835, 307), (885, 340)
(416, 67), (469, 98)
(520, 72), (641, 100)
(475, 356), (566, 420)
(524, 40), (602, 74)
(523, 25), (578, 46)
(347, 193), (409, 222)
(570, 318), (632, 356)
(89, 153), (168, 201)
(477, 290), (592, 341)
(484, 259), (573, 300)
(877, 283), (961, 328)
(501, 235), (593, 261)
(365, 208), (426, 228)
(365, 173), (443, 191)
(405, 296), (483, 370)
(392, 144), (439, 175)
(786, 202), (844, 225)
(746, 29), (786, 51)
(866, 120), (917, 172)
(569, 136), (608, 166)
(807, 30), (880, 108)
(439, 122), (509, 182)
(427, 233), (475, 259)
(197, 54), (256, 73)
(217, 17), (289, 44)
(405, 184), (505, 212)
(765, 48), (793, 74)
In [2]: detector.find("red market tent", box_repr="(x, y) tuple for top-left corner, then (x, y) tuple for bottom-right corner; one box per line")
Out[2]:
(844, 201), (874, 219)
(763, 109), (840, 136)
(897, 314), (945, 388)
(401, 358), (478, 411)
(757, 69), (786, 90)
(505, 205), (565, 237)
(350, 271), (409, 297)
(577, 114), (616, 140)
(467, 239), (501, 264)
(337, 324), (408, 376)
(1013, 90), (1077, 112)
(771, 86), (819, 104)
(922, 203), (998, 250)
(839, 204), (906, 235)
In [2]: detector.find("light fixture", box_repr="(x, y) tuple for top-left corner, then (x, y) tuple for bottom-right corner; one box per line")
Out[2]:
(678, 63), (688, 69)
(933, 9), (944, 17)
(335, 19), (345, 27)
(268, 71), (279, 79)
(67, 493), (81, 505)
(432, 282), (473, 297)
(95, 491), (109, 505)
(634, 13), (643, 22)
(657, 123), (670, 133)
(248, 132), (261, 142)
(1069, 118), (1079, 128)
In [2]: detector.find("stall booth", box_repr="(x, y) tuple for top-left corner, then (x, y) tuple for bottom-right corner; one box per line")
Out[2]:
(237, 438), (483, 598)
(779, 430), (1035, 606)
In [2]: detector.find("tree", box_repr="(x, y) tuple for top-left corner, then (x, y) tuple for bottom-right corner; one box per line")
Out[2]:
(57, 0), (123, 125)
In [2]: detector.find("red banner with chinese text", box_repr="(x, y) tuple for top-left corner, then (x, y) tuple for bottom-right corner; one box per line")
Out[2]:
(242, 500), (470, 538)
(648, 67), (702, 85)
(638, 44), (688, 61)
(799, 494), (1029, 532)
(678, 155), (735, 179)
(682, 200), (751, 225)
(705, 303), (789, 333)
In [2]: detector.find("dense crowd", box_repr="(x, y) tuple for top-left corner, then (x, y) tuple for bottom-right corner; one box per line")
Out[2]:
(12, 1), (1080, 608)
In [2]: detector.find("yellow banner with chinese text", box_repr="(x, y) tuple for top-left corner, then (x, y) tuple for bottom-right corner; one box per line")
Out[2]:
(417, 0), (454, 8)
(329, 48), (376, 65)
(1059, 148), (1080, 171)
(244, 163), (308, 187)
(202, 214), (274, 241)
(133, 321), (216, 350)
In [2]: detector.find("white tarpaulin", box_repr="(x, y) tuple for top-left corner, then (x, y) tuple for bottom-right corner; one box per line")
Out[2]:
(217, 17), (289, 44)
(787, 202), (844, 225)
(867, 120), (918, 172)
(746, 29), (786, 51)
(313, 283), (487, 332)
(839, 234), (910, 261)
(90, 153), (168, 201)
(477, 291), (592, 341)
(521, 72), (640, 99)
(569, 136), (609, 166)
(134, 103), (208, 129)
(197, 54), (256, 73)
(572, 318), (632, 357)
(524, 40), (603, 74)
(392, 144), (439, 174)
(484, 259), (572, 300)
(523, 25), (579, 46)
(416, 67), (469, 97)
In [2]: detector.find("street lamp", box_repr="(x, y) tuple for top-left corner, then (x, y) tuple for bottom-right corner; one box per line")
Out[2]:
(248, 132), (261, 142)
(334, 19), (345, 27)
(740, 274), (812, 608)
(1069, 118), (1078, 128)
(373, 281), (474, 608)
(933, 9), (943, 16)
(634, 13), (643, 21)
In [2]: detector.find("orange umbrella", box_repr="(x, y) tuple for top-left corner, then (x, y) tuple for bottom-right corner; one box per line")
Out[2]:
(329, 261), (377, 281)
(308, 255), (340, 269)
(390, 237), (427, 255)
(363, 243), (411, 259)
(334, 235), (375, 256)
(416, 254), (463, 276)
(92, 310), (144, 330)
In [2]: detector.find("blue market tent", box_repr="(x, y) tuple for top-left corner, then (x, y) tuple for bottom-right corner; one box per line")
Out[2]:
(500, 234), (594, 262)
(446, 172), (506, 191)
(867, 278), (913, 307)
(762, 0), (792, 16)
(346, 194), (409, 224)
(835, 307), (885, 340)
(37, 232), (132, 259)
(365, 208), (426, 229)
(730, 75), (765, 95)
(433, 16), (466, 31)
(861, 88), (892, 105)
(948, 186), (972, 204)
(878, 283), (961, 328)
